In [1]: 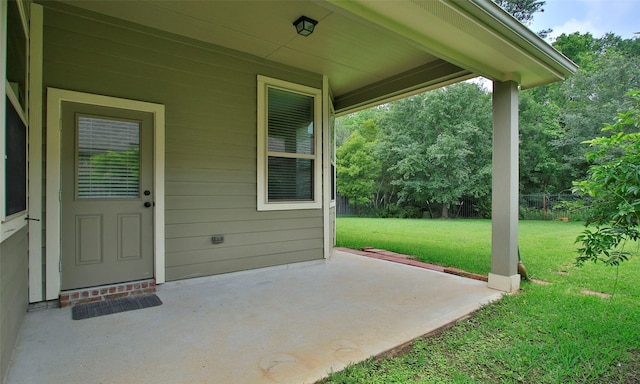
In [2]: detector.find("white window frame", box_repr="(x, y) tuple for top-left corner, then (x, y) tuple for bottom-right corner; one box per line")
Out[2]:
(329, 103), (336, 209)
(1, 0), (30, 242)
(257, 75), (322, 211)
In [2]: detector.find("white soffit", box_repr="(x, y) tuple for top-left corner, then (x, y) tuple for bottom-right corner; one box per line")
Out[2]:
(327, 0), (577, 89)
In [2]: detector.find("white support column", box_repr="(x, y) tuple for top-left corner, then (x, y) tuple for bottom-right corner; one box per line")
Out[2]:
(488, 80), (520, 293)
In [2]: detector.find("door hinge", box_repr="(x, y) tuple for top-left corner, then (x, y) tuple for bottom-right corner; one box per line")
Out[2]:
(59, 259), (62, 272)
(59, 190), (62, 202)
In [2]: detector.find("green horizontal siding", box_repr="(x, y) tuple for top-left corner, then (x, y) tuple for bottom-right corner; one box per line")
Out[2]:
(0, 227), (28, 381)
(41, 4), (325, 282)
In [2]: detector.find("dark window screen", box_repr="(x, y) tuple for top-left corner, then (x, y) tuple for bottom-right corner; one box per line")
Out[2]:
(5, 96), (26, 216)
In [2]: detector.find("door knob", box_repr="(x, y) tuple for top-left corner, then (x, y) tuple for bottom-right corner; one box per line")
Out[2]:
(144, 202), (152, 208)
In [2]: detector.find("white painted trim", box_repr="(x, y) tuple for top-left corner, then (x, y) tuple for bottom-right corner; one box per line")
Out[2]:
(28, 4), (44, 303)
(256, 75), (322, 211)
(0, 0), (29, 243)
(154, 104), (166, 284)
(0, 86), (28, 242)
(45, 90), (61, 300)
(487, 273), (520, 293)
(0, 2), (6, 241)
(45, 88), (165, 300)
(322, 75), (330, 259)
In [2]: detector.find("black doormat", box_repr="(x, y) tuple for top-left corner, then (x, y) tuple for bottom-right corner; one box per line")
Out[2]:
(72, 294), (162, 320)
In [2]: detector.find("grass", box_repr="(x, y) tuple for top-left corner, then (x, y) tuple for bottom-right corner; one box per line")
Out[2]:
(321, 217), (640, 383)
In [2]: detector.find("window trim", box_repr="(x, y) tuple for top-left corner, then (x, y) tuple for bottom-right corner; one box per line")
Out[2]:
(257, 75), (322, 211)
(329, 103), (336, 208)
(1, 0), (29, 242)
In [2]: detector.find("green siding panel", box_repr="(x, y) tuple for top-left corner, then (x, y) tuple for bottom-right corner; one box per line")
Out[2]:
(0, 227), (28, 381)
(166, 208), (322, 225)
(166, 238), (324, 268)
(166, 228), (322, 253)
(166, 217), (323, 238)
(166, 249), (321, 281)
(42, 5), (324, 280)
(165, 169), (255, 184)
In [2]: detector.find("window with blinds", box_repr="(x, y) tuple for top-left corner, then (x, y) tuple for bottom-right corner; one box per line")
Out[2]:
(3, 0), (29, 236)
(257, 76), (322, 210)
(267, 88), (314, 201)
(76, 116), (141, 199)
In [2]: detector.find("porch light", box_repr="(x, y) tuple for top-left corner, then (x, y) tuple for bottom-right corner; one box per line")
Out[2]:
(293, 16), (317, 36)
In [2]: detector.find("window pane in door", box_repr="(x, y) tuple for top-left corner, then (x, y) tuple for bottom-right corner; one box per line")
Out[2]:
(77, 116), (140, 199)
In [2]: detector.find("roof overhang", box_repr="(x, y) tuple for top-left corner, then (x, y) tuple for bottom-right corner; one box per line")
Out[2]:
(330, 1), (577, 89)
(46, 0), (577, 114)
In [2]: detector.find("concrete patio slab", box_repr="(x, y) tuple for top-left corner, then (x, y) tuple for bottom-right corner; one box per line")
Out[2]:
(6, 251), (502, 384)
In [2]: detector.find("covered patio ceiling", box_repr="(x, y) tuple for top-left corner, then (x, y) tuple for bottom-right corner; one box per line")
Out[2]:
(52, 0), (577, 114)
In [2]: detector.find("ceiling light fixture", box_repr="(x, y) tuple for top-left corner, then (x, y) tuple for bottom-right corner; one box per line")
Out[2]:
(293, 16), (318, 37)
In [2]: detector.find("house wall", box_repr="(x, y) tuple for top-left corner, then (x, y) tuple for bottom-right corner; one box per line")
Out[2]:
(0, 227), (28, 381)
(41, 4), (325, 281)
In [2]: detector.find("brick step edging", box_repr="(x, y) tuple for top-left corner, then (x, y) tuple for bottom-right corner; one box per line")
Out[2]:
(60, 279), (156, 308)
(336, 247), (488, 282)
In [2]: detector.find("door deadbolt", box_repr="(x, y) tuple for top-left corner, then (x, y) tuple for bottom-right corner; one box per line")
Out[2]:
(144, 190), (151, 196)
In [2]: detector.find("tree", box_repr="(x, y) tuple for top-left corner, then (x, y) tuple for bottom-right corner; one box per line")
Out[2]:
(493, 0), (550, 37)
(335, 31), (640, 216)
(380, 83), (492, 218)
(552, 32), (598, 69)
(518, 90), (563, 193)
(493, 0), (545, 24)
(336, 122), (382, 213)
(335, 106), (386, 148)
(572, 91), (640, 266)
(526, 33), (640, 191)
(552, 50), (640, 186)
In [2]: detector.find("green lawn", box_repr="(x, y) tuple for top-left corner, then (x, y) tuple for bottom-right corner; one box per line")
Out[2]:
(322, 217), (640, 383)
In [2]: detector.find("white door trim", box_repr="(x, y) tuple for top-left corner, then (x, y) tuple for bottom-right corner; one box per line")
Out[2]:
(322, 75), (331, 259)
(45, 88), (165, 300)
(28, 4), (44, 302)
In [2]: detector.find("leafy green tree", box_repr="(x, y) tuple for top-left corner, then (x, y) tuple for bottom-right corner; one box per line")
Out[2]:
(552, 50), (640, 186)
(524, 33), (640, 192)
(335, 106), (386, 148)
(552, 32), (598, 69)
(493, 0), (551, 37)
(493, 0), (545, 24)
(336, 122), (382, 213)
(380, 83), (492, 218)
(518, 90), (563, 193)
(573, 91), (640, 265)
(553, 32), (640, 69)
